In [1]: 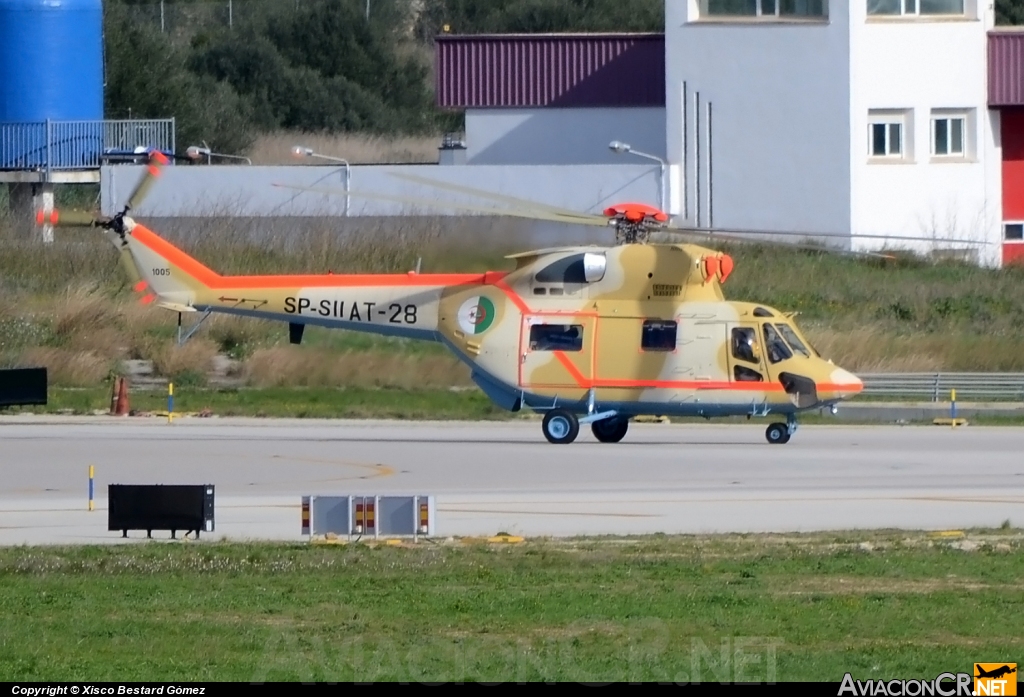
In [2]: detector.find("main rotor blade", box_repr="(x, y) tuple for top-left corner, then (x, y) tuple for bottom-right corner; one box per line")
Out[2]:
(388, 172), (608, 224)
(663, 224), (988, 246)
(272, 183), (614, 228)
(126, 151), (170, 212)
(649, 230), (897, 259)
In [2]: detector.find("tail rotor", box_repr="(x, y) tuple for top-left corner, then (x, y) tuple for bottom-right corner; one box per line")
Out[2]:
(35, 150), (169, 240)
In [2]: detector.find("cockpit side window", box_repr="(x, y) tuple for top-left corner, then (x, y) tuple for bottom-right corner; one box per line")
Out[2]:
(731, 327), (759, 364)
(535, 254), (587, 284)
(775, 324), (811, 358)
(763, 324), (793, 363)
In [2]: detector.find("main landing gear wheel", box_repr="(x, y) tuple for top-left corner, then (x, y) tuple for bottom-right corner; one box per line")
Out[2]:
(592, 417), (629, 443)
(543, 409), (580, 444)
(765, 422), (790, 444)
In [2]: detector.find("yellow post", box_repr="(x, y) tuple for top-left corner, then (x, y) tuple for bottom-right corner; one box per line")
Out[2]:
(951, 388), (957, 428)
(168, 382), (174, 424)
(88, 465), (94, 511)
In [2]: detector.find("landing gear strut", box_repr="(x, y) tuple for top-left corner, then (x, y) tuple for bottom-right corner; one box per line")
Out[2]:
(765, 414), (798, 444)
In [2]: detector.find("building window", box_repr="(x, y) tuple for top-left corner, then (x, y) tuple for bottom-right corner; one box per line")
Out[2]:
(704, 0), (827, 17)
(529, 324), (583, 352)
(867, 0), (963, 14)
(871, 122), (902, 157)
(868, 110), (911, 160)
(641, 320), (677, 352)
(1005, 223), (1024, 241)
(932, 115), (966, 157)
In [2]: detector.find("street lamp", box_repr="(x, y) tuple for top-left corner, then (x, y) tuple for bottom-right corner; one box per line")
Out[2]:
(185, 144), (251, 165)
(609, 140), (666, 214)
(292, 145), (351, 217)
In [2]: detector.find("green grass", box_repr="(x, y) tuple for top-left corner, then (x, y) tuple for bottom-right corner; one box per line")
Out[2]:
(13, 386), (510, 420)
(8, 386), (1024, 424)
(0, 531), (1020, 681)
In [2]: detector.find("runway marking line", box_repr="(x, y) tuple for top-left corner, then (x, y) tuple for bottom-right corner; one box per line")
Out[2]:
(268, 455), (396, 480)
(441, 508), (658, 518)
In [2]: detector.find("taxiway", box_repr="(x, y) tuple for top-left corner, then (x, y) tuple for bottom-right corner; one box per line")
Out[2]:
(0, 416), (1020, 544)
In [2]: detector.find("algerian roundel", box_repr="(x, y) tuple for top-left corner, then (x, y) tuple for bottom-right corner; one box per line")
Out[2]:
(457, 296), (496, 334)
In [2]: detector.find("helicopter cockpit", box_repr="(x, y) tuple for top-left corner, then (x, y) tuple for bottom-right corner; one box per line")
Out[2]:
(728, 308), (838, 407)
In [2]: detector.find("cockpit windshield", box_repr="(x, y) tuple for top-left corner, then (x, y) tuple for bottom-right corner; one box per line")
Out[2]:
(775, 324), (811, 358)
(762, 324), (793, 363)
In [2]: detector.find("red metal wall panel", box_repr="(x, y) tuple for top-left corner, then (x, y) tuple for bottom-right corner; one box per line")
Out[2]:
(1003, 242), (1024, 264)
(1000, 106), (1024, 265)
(1001, 107), (1024, 220)
(989, 32), (1024, 106)
(435, 34), (665, 108)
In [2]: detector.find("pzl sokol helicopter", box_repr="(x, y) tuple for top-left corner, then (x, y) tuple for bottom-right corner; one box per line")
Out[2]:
(45, 153), (968, 444)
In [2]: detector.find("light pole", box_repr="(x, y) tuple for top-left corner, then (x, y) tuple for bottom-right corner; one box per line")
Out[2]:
(292, 146), (351, 217)
(186, 144), (252, 165)
(609, 140), (666, 214)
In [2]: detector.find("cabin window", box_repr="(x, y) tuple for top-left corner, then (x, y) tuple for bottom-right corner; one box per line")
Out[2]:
(641, 320), (677, 351)
(731, 327), (759, 364)
(533, 287), (547, 295)
(734, 365), (764, 382)
(763, 324), (794, 363)
(529, 324), (583, 352)
(753, 307), (774, 317)
(775, 323), (811, 357)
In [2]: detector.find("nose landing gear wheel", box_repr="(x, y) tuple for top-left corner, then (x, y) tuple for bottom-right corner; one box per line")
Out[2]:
(765, 422), (791, 444)
(543, 409), (580, 444)
(592, 417), (629, 443)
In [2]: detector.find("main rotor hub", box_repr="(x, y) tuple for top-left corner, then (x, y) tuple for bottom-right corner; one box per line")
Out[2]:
(603, 203), (669, 245)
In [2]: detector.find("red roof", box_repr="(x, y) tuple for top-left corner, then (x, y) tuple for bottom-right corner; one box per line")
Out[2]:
(990, 30), (1024, 106)
(435, 33), (665, 109)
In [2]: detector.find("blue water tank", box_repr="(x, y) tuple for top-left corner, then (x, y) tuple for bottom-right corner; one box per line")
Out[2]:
(0, 0), (104, 167)
(0, 0), (104, 122)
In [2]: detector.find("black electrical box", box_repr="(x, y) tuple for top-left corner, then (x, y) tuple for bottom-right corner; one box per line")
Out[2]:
(0, 368), (47, 408)
(108, 484), (215, 539)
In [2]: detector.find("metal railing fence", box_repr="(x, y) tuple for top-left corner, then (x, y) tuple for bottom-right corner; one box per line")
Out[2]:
(0, 119), (175, 172)
(858, 373), (1024, 401)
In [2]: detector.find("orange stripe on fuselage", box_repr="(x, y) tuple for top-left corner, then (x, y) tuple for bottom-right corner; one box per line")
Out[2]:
(494, 278), (531, 314)
(548, 355), (788, 392)
(131, 224), (498, 289)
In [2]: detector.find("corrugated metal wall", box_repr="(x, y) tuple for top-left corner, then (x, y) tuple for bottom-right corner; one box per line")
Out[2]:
(989, 32), (1024, 106)
(435, 34), (665, 108)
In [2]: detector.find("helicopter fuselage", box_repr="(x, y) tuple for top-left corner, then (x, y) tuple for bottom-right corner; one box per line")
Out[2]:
(123, 222), (862, 423)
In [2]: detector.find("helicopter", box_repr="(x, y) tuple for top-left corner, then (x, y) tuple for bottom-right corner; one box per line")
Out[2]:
(43, 152), (978, 445)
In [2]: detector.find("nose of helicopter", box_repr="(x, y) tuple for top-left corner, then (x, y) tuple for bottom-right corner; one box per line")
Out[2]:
(818, 366), (864, 402)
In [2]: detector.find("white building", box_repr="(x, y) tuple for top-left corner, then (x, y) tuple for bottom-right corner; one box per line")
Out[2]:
(665, 0), (1001, 264)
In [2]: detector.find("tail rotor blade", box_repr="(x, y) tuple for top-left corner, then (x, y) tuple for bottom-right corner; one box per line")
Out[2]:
(119, 247), (142, 284)
(35, 210), (99, 227)
(126, 151), (170, 212)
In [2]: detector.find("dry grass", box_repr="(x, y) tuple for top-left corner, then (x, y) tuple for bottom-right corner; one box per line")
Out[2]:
(18, 347), (112, 387)
(242, 346), (471, 389)
(6, 213), (1024, 386)
(248, 131), (442, 165)
(148, 338), (219, 383)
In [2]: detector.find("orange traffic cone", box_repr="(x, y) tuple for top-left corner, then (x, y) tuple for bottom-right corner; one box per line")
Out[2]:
(115, 377), (130, 416)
